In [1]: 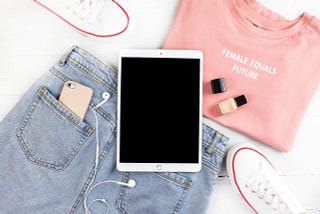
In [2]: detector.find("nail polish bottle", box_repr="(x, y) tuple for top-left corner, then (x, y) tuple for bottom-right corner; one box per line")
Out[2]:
(217, 95), (247, 115)
(211, 78), (227, 94)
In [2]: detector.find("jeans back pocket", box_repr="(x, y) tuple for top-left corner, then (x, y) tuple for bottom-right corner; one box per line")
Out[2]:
(118, 172), (193, 214)
(16, 86), (94, 171)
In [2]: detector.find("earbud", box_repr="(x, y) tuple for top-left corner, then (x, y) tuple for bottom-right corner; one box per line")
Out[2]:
(95, 92), (111, 109)
(84, 179), (136, 214)
(124, 179), (136, 188)
(127, 179), (136, 188)
(116, 179), (136, 188)
(102, 92), (110, 100)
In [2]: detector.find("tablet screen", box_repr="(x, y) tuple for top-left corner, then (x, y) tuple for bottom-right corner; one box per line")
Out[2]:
(119, 55), (201, 164)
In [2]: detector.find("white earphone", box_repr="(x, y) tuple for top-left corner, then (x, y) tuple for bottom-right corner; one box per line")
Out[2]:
(116, 179), (136, 188)
(84, 91), (136, 214)
(84, 179), (136, 214)
(94, 92), (110, 109)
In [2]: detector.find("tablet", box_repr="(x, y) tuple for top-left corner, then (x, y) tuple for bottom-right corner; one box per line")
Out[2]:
(117, 49), (203, 172)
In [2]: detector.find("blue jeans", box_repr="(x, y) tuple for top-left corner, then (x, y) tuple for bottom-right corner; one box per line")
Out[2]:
(0, 46), (230, 214)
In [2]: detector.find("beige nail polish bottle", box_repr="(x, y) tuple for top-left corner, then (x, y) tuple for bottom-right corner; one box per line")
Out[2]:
(218, 95), (247, 115)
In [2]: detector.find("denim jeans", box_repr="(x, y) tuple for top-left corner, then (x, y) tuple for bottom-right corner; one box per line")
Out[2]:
(0, 46), (230, 214)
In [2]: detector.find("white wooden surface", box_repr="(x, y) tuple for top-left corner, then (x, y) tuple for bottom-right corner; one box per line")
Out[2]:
(0, 0), (319, 213)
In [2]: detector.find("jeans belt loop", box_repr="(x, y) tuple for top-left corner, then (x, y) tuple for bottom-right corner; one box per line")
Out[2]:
(205, 132), (222, 156)
(58, 45), (78, 67)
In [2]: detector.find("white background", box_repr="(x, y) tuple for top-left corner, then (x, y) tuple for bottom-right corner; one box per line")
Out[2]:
(0, 0), (320, 213)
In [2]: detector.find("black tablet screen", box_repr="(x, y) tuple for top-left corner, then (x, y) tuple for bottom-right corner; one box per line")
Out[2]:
(120, 57), (201, 163)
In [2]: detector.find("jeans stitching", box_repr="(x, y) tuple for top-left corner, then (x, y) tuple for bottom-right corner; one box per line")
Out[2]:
(203, 139), (227, 156)
(202, 158), (221, 174)
(50, 68), (117, 126)
(117, 172), (130, 214)
(153, 173), (192, 188)
(211, 147), (225, 157)
(117, 172), (192, 214)
(72, 47), (118, 75)
(38, 86), (93, 135)
(69, 129), (116, 214)
(89, 102), (116, 127)
(50, 67), (72, 82)
(172, 185), (190, 214)
(202, 147), (225, 173)
(68, 58), (117, 94)
(16, 90), (91, 171)
(16, 133), (89, 171)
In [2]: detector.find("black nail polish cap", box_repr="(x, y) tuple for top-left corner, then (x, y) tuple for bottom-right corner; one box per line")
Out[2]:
(211, 78), (227, 94)
(235, 95), (247, 107)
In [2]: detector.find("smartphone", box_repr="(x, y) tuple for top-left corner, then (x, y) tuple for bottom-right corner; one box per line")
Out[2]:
(59, 81), (93, 121)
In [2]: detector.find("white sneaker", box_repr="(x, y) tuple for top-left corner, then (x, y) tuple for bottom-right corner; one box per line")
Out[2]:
(226, 143), (308, 214)
(33, 0), (130, 37)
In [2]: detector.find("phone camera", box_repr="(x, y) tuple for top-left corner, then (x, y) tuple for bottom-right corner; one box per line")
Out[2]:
(66, 82), (76, 89)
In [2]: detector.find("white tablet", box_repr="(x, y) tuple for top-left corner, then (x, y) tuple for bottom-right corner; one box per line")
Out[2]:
(117, 49), (203, 172)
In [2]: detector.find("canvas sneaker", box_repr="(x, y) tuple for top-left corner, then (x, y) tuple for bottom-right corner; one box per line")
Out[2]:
(226, 143), (308, 214)
(33, 0), (130, 37)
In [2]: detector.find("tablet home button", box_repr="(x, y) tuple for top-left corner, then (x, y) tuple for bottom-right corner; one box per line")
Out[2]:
(156, 165), (162, 171)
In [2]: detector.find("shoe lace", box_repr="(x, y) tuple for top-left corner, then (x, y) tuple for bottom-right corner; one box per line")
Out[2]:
(245, 163), (308, 214)
(66, 0), (105, 24)
(246, 171), (287, 213)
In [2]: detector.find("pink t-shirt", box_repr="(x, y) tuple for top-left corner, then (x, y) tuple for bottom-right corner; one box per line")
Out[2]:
(163, 0), (320, 151)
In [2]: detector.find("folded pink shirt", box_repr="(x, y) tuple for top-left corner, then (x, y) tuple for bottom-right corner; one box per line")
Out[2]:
(163, 0), (320, 151)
